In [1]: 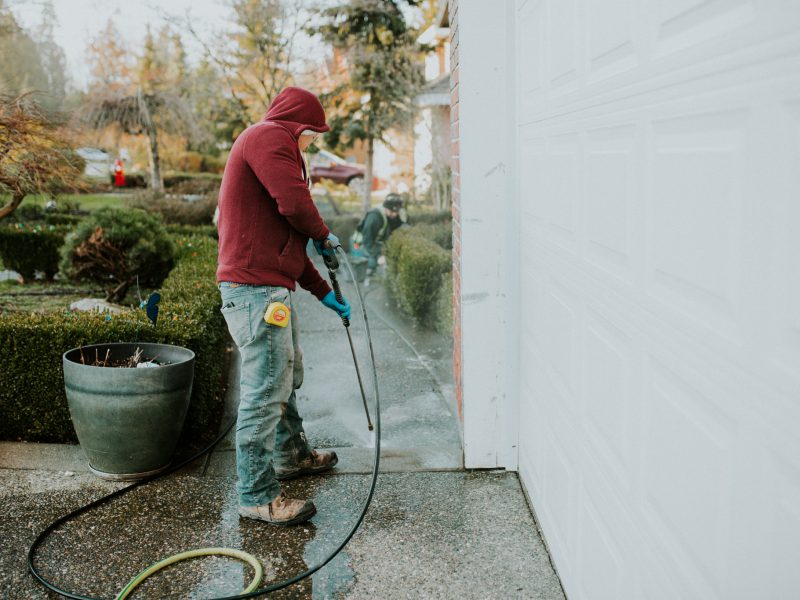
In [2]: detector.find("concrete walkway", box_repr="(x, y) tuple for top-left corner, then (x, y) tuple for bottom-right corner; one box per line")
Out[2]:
(0, 271), (565, 599)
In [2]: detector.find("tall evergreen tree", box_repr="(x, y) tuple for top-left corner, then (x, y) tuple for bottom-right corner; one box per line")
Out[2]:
(0, 2), (49, 100)
(315, 0), (424, 211)
(34, 0), (67, 112)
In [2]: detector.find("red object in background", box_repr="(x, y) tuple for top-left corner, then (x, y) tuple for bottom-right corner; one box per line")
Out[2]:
(113, 158), (125, 187)
(307, 149), (364, 187)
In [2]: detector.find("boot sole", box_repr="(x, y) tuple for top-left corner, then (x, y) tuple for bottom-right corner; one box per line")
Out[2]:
(238, 503), (316, 526)
(275, 454), (339, 481)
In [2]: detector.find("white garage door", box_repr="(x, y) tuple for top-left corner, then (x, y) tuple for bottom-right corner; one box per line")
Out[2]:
(514, 1), (800, 598)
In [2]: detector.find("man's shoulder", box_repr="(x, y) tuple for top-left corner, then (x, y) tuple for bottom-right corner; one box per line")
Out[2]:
(241, 121), (293, 142)
(364, 208), (382, 222)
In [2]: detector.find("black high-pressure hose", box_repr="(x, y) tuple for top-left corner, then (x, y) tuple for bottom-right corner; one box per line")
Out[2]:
(27, 246), (381, 599)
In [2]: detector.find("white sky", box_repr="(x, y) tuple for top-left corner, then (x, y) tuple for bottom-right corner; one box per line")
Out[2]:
(12, 0), (271, 89)
(12, 0), (425, 92)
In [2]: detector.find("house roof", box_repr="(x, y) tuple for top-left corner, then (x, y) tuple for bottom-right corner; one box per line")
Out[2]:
(416, 73), (451, 107)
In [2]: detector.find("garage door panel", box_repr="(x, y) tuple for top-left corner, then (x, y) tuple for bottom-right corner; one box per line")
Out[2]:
(542, 432), (577, 560)
(641, 357), (735, 595)
(587, 0), (637, 83)
(583, 308), (636, 493)
(511, 2), (800, 598)
(546, 133), (582, 251)
(547, 0), (579, 91)
(576, 492), (624, 600)
(647, 109), (748, 344)
(766, 452), (800, 599)
(652, 0), (756, 58)
(519, 132), (548, 223)
(585, 124), (638, 284)
(542, 275), (581, 414)
(776, 101), (800, 373)
(519, 340), (547, 496)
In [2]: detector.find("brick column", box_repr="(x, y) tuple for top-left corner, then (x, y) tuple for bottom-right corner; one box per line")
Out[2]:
(449, 0), (462, 421)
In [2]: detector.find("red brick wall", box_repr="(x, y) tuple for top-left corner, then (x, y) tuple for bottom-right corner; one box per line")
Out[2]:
(449, 0), (463, 421)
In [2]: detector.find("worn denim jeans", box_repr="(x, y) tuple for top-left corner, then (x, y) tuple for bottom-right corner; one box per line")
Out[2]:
(219, 283), (312, 507)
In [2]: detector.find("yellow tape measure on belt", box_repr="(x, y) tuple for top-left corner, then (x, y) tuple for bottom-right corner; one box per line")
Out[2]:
(264, 302), (290, 327)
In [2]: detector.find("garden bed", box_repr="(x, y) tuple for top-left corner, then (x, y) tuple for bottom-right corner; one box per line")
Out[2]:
(0, 280), (120, 314)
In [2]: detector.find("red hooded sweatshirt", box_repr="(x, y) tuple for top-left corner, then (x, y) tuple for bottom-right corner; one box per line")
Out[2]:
(216, 87), (332, 299)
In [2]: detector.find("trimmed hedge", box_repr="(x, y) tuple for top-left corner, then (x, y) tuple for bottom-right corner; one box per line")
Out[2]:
(0, 224), (67, 281)
(385, 227), (452, 326)
(406, 222), (453, 250)
(407, 209), (452, 226)
(0, 234), (227, 443)
(166, 224), (218, 239)
(126, 191), (218, 226)
(163, 172), (222, 189)
(435, 272), (454, 334)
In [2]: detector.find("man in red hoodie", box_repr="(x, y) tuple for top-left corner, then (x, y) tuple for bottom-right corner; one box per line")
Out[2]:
(217, 87), (350, 526)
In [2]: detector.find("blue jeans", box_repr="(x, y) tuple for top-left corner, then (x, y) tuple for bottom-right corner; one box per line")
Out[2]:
(219, 283), (312, 507)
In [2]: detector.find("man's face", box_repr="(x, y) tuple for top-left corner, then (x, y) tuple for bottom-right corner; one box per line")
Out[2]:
(385, 207), (400, 219)
(298, 133), (318, 152)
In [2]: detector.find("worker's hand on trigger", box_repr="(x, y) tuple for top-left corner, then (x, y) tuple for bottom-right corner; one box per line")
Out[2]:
(313, 233), (340, 257)
(321, 290), (351, 319)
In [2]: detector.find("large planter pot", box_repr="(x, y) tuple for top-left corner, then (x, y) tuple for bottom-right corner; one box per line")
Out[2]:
(63, 342), (195, 481)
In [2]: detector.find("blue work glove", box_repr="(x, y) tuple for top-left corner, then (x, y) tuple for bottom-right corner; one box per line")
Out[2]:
(321, 290), (351, 320)
(313, 233), (340, 257)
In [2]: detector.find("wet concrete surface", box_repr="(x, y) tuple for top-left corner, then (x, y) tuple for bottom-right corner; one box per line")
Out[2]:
(1, 469), (564, 599)
(0, 273), (565, 599)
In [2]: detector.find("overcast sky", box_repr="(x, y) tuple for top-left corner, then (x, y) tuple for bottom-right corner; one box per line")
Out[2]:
(12, 0), (272, 89)
(12, 0), (425, 91)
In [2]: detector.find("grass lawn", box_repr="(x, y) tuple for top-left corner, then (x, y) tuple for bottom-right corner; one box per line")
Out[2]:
(16, 193), (128, 212)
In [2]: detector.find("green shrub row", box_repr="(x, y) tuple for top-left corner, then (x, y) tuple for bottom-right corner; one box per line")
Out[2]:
(0, 234), (228, 443)
(405, 222), (453, 250)
(384, 226), (452, 330)
(0, 225), (67, 281)
(126, 191), (218, 226)
(407, 208), (452, 226)
(165, 223), (218, 239)
(12, 203), (85, 226)
(435, 272), (454, 335)
(163, 172), (223, 189)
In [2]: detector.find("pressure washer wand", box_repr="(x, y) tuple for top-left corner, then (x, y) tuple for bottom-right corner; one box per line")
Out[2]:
(323, 241), (374, 431)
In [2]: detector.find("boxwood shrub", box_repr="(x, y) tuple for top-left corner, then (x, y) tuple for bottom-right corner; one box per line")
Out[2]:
(0, 234), (228, 443)
(384, 227), (452, 326)
(435, 272), (454, 334)
(407, 209), (452, 226)
(0, 224), (67, 281)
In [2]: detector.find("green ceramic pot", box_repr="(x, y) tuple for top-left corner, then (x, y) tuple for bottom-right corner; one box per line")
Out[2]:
(63, 342), (195, 480)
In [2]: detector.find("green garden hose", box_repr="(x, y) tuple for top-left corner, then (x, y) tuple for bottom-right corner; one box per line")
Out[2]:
(28, 247), (381, 599)
(115, 548), (263, 599)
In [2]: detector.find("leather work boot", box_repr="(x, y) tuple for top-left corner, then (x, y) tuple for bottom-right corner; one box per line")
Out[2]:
(238, 491), (316, 526)
(275, 449), (339, 481)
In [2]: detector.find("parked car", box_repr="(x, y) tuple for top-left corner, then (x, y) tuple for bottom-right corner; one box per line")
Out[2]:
(309, 149), (365, 193)
(76, 147), (111, 179)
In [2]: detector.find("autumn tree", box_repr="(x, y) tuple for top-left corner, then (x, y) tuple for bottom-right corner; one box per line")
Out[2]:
(85, 21), (198, 192)
(178, 0), (305, 140)
(315, 0), (425, 211)
(0, 95), (84, 220)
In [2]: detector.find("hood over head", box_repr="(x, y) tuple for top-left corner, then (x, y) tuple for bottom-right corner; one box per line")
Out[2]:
(263, 87), (330, 138)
